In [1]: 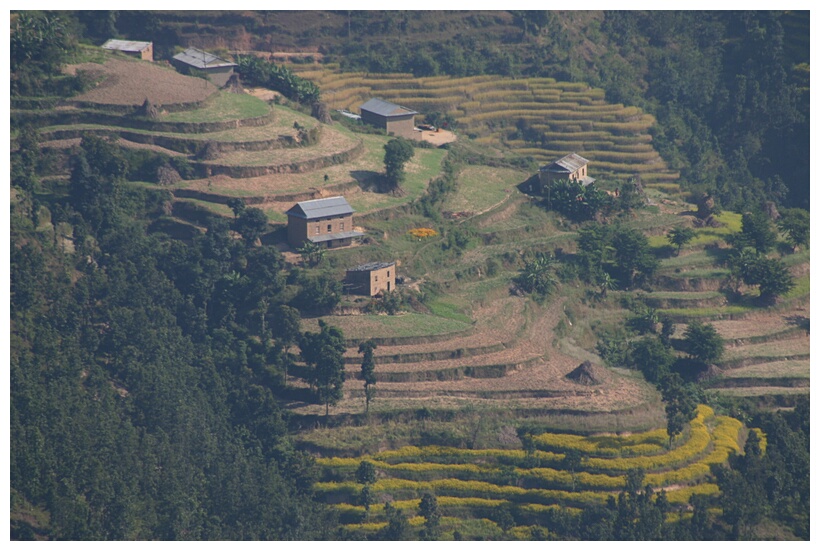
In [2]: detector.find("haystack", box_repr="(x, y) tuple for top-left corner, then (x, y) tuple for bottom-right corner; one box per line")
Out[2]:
(565, 360), (604, 386)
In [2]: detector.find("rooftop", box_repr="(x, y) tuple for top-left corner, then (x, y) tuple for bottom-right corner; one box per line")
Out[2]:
(286, 196), (355, 220)
(101, 39), (152, 53)
(540, 153), (590, 174)
(347, 261), (396, 272)
(360, 98), (418, 118)
(172, 48), (237, 70)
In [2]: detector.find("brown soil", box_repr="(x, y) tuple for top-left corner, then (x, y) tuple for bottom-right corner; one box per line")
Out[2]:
(67, 57), (218, 106)
(417, 128), (457, 146)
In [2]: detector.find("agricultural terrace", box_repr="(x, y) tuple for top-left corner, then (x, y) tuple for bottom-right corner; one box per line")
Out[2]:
(313, 405), (744, 539)
(288, 64), (680, 190)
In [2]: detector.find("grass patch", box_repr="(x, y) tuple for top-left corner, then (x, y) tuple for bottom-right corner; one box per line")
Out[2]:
(784, 274), (810, 299)
(426, 297), (473, 324)
(161, 91), (270, 123)
(444, 166), (528, 215)
(659, 305), (753, 319)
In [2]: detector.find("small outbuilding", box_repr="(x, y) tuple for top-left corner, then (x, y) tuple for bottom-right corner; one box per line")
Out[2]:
(346, 261), (396, 296)
(359, 98), (418, 139)
(538, 152), (595, 192)
(286, 196), (365, 249)
(101, 39), (153, 61)
(171, 48), (237, 87)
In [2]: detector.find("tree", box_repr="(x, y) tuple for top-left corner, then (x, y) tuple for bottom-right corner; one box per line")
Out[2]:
(355, 460), (377, 485)
(378, 502), (409, 540)
(741, 255), (795, 304)
(736, 210), (777, 253)
(683, 321), (724, 366)
(296, 241), (325, 267)
(777, 208), (809, 252)
(628, 336), (674, 383)
(300, 321), (346, 415)
(611, 226), (658, 287)
(358, 340), (377, 413)
(515, 253), (558, 298)
(227, 197), (246, 218)
(667, 226), (695, 255)
(233, 207), (268, 245)
(383, 137), (415, 192)
(659, 373), (699, 444)
(418, 493), (441, 540)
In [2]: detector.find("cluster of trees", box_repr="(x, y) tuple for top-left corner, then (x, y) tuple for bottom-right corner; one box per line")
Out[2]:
(10, 130), (356, 539)
(575, 223), (659, 290)
(235, 55), (321, 104)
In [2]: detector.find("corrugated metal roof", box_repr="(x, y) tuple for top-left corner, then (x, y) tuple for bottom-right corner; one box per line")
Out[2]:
(286, 196), (355, 220)
(102, 39), (151, 52)
(308, 230), (365, 243)
(347, 261), (395, 272)
(360, 98), (418, 117)
(540, 153), (590, 174)
(172, 48), (237, 69)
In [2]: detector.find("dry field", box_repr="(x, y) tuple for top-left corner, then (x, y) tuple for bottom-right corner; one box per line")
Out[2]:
(66, 57), (217, 106)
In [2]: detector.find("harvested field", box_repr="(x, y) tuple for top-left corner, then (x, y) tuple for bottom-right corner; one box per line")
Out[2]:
(67, 57), (217, 106)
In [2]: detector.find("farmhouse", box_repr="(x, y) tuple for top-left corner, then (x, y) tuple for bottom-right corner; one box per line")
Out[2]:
(101, 39), (153, 61)
(286, 196), (365, 249)
(346, 261), (396, 296)
(538, 152), (595, 192)
(359, 98), (418, 139)
(171, 48), (237, 87)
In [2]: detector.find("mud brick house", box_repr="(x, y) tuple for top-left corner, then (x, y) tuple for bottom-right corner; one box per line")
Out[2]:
(286, 196), (365, 249)
(171, 48), (237, 87)
(537, 152), (595, 192)
(346, 261), (396, 296)
(359, 98), (418, 138)
(101, 39), (153, 61)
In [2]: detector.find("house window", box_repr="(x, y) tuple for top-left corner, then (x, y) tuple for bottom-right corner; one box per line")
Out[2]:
(327, 224), (332, 233)
(315, 225), (320, 235)
(340, 222), (345, 231)
(375, 275), (378, 282)
(387, 271), (390, 277)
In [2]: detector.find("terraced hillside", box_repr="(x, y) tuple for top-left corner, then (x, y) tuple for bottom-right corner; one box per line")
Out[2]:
(311, 405), (745, 539)
(289, 65), (680, 191)
(22, 52), (448, 226)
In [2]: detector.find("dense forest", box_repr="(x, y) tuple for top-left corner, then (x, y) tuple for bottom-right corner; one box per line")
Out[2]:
(9, 10), (810, 540)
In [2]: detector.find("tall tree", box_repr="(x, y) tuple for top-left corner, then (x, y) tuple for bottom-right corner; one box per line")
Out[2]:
(418, 493), (441, 540)
(358, 340), (377, 413)
(383, 137), (415, 192)
(777, 208), (809, 252)
(683, 321), (724, 367)
(300, 321), (346, 415)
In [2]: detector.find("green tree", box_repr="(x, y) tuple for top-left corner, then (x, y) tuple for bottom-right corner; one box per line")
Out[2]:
(233, 207), (268, 245)
(740, 255), (795, 304)
(628, 336), (674, 383)
(300, 321), (346, 415)
(227, 197), (246, 218)
(683, 321), (724, 366)
(777, 208), (809, 252)
(383, 137), (415, 192)
(358, 340), (377, 413)
(355, 460), (377, 485)
(736, 211), (777, 253)
(296, 241), (325, 267)
(515, 253), (558, 298)
(418, 493), (441, 540)
(659, 373), (699, 444)
(379, 502), (410, 540)
(667, 226), (695, 255)
(611, 226), (658, 287)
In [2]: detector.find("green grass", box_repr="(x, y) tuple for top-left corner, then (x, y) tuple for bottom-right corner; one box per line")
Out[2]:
(784, 274), (810, 299)
(160, 91), (270, 123)
(444, 166), (528, 215)
(659, 305), (753, 319)
(426, 297), (473, 324)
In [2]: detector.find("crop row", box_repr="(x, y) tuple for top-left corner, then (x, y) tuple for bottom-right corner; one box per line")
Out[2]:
(533, 427), (669, 456)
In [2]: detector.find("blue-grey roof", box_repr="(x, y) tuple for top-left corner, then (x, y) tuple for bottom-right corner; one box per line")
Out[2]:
(360, 98), (418, 117)
(540, 153), (589, 174)
(286, 196), (355, 220)
(172, 48), (236, 69)
(309, 230), (365, 243)
(347, 261), (395, 272)
(102, 39), (151, 52)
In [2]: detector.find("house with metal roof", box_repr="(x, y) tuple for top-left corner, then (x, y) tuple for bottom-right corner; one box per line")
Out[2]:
(171, 48), (237, 87)
(101, 39), (153, 61)
(537, 153), (595, 191)
(359, 98), (418, 138)
(346, 261), (396, 296)
(286, 196), (365, 249)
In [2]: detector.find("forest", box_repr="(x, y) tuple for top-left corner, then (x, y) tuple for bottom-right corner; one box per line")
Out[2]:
(9, 10), (810, 540)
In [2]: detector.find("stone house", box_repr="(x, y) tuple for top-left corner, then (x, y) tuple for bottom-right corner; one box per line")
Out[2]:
(346, 261), (396, 296)
(286, 196), (364, 249)
(537, 152), (595, 192)
(359, 98), (418, 139)
(171, 48), (237, 87)
(101, 39), (153, 61)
